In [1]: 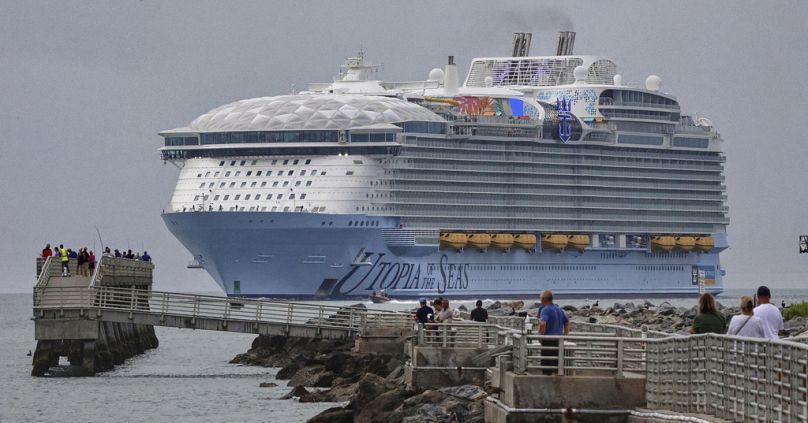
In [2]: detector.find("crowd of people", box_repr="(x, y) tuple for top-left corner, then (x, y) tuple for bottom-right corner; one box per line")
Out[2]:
(41, 243), (152, 277)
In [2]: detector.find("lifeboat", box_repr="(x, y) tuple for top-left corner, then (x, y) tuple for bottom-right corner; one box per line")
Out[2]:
(694, 236), (715, 252)
(541, 234), (568, 250)
(440, 232), (468, 250)
(675, 236), (696, 251)
(651, 236), (675, 251)
(468, 233), (492, 251)
(491, 233), (515, 250)
(513, 234), (537, 250)
(567, 235), (590, 251)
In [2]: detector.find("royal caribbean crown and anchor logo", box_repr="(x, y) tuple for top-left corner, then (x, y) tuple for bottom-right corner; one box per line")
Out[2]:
(556, 96), (574, 143)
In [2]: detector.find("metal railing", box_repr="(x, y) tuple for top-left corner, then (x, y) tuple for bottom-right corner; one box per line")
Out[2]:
(646, 334), (808, 423)
(415, 322), (505, 348)
(33, 285), (408, 336)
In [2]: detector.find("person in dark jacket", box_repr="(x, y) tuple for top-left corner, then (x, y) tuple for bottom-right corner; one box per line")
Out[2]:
(691, 293), (726, 334)
(470, 300), (488, 322)
(414, 298), (434, 327)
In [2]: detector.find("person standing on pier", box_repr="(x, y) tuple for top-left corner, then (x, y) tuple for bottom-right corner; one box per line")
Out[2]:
(754, 286), (784, 339)
(414, 298), (434, 327)
(58, 244), (70, 277)
(470, 300), (488, 322)
(41, 244), (52, 258)
(727, 296), (766, 338)
(538, 290), (569, 375)
(691, 293), (726, 334)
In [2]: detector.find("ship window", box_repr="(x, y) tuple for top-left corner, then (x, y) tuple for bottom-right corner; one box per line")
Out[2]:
(348, 221), (353, 226)
(300, 194), (306, 199)
(235, 171), (241, 177)
(306, 181), (312, 186)
(199, 183), (205, 188)
(305, 159), (311, 164)
(214, 195), (220, 200)
(246, 171), (252, 176)
(208, 182), (214, 188)
(289, 194), (295, 199)
(272, 160), (277, 165)
(256, 171), (262, 176)
(273, 182), (279, 187)
(214, 171), (220, 177)
(346, 171), (354, 175)
(283, 181), (289, 187)
(300, 170), (306, 176)
(277, 171), (283, 176)
(272, 206), (278, 211)
(284, 206), (290, 212)
(251, 182), (257, 187)
(353, 160), (363, 164)
(311, 169), (317, 174)
(240, 160), (246, 166)
(251, 160), (257, 165)
(261, 206), (267, 211)
(205, 171), (211, 177)
(234, 194), (240, 200)
(283, 160), (289, 165)
(230, 161), (236, 166)
(193, 195), (199, 201)
(261, 182), (267, 187)
(255, 194), (261, 200)
(219, 161), (225, 166)
(225, 171), (231, 177)
(229, 182), (235, 188)
(277, 194), (283, 199)
(321, 171), (327, 176)
(249, 206), (255, 211)
(223, 195), (229, 200)
(287, 170), (293, 176)
(240, 182), (246, 187)
(320, 207), (326, 212)
(219, 182), (225, 188)
(245, 194), (251, 200)
(293, 160), (299, 165)
(295, 181), (301, 186)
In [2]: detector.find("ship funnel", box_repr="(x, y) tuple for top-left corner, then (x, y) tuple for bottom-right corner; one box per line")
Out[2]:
(443, 55), (459, 96)
(556, 31), (576, 56)
(511, 32), (532, 57)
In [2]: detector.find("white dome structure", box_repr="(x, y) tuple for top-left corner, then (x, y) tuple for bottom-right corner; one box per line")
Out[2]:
(189, 94), (445, 132)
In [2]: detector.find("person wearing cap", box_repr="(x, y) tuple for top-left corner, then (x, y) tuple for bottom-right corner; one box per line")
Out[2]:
(415, 297), (434, 327)
(470, 300), (488, 322)
(754, 285), (784, 339)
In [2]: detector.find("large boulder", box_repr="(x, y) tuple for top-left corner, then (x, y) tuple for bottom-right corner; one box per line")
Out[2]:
(307, 407), (354, 423)
(280, 385), (325, 403)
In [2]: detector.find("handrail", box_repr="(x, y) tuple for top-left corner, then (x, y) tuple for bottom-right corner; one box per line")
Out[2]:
(35, 256), (54, 288)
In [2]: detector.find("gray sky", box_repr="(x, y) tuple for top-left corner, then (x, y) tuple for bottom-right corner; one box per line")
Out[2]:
(2, 0), (807, 294)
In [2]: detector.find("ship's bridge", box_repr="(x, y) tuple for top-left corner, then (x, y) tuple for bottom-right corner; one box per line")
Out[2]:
(160, 94), (446, 161)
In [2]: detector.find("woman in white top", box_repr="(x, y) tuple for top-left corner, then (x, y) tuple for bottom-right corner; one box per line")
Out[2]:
(727, 296), (767, 338)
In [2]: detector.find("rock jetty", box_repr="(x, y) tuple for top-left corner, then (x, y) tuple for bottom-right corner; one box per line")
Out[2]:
(232, 300), (806, 422)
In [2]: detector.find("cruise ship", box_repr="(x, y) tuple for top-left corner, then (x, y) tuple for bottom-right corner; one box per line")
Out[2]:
(159, 32), (728, 299)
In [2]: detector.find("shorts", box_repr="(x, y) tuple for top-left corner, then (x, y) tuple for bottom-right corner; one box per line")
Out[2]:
(88, 262), (95, 270)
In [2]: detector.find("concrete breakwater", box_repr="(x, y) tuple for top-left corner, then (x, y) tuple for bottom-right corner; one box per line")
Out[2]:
(32, 322), (158, 376)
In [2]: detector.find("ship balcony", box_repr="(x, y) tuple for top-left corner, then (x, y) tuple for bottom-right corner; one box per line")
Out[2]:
(597, 99), (680, 111)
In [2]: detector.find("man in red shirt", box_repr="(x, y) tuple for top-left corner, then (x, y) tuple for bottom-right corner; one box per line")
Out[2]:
(42, 244), (53, 258)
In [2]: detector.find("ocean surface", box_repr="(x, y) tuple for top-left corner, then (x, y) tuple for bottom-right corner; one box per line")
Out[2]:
(2, 288), (807, 422)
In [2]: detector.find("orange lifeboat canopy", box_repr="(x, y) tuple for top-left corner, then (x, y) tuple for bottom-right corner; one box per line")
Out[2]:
(651, 236), (675, 251)
(514, 234), (537, 250)
(695, 236), (715, 252)
(491, 233), (515, 250)
(675, 236), (696, 251)
(541, 234), (568, 251)
(440, 232), (468, 250)
(567, 235), (590, 251)
(468, 233), (492, 251)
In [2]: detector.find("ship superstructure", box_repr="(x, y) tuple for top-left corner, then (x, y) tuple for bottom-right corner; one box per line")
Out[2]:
(160, 32), (728, 298)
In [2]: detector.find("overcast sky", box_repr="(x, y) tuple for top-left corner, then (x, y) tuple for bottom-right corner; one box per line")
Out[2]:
(2, 1), (807, 294)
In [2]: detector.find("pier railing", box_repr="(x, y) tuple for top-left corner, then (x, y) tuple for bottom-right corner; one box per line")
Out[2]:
(646, 333), (808, 423)
(33, 285), (409, 336)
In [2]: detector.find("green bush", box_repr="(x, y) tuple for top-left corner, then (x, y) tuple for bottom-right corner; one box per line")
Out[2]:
(783, 302), (808, 321)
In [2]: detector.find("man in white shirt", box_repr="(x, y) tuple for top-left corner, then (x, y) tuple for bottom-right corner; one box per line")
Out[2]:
(753, 285), (784, 339)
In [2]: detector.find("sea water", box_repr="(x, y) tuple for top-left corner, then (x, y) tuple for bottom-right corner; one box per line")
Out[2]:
(2, 289), (806, 422)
